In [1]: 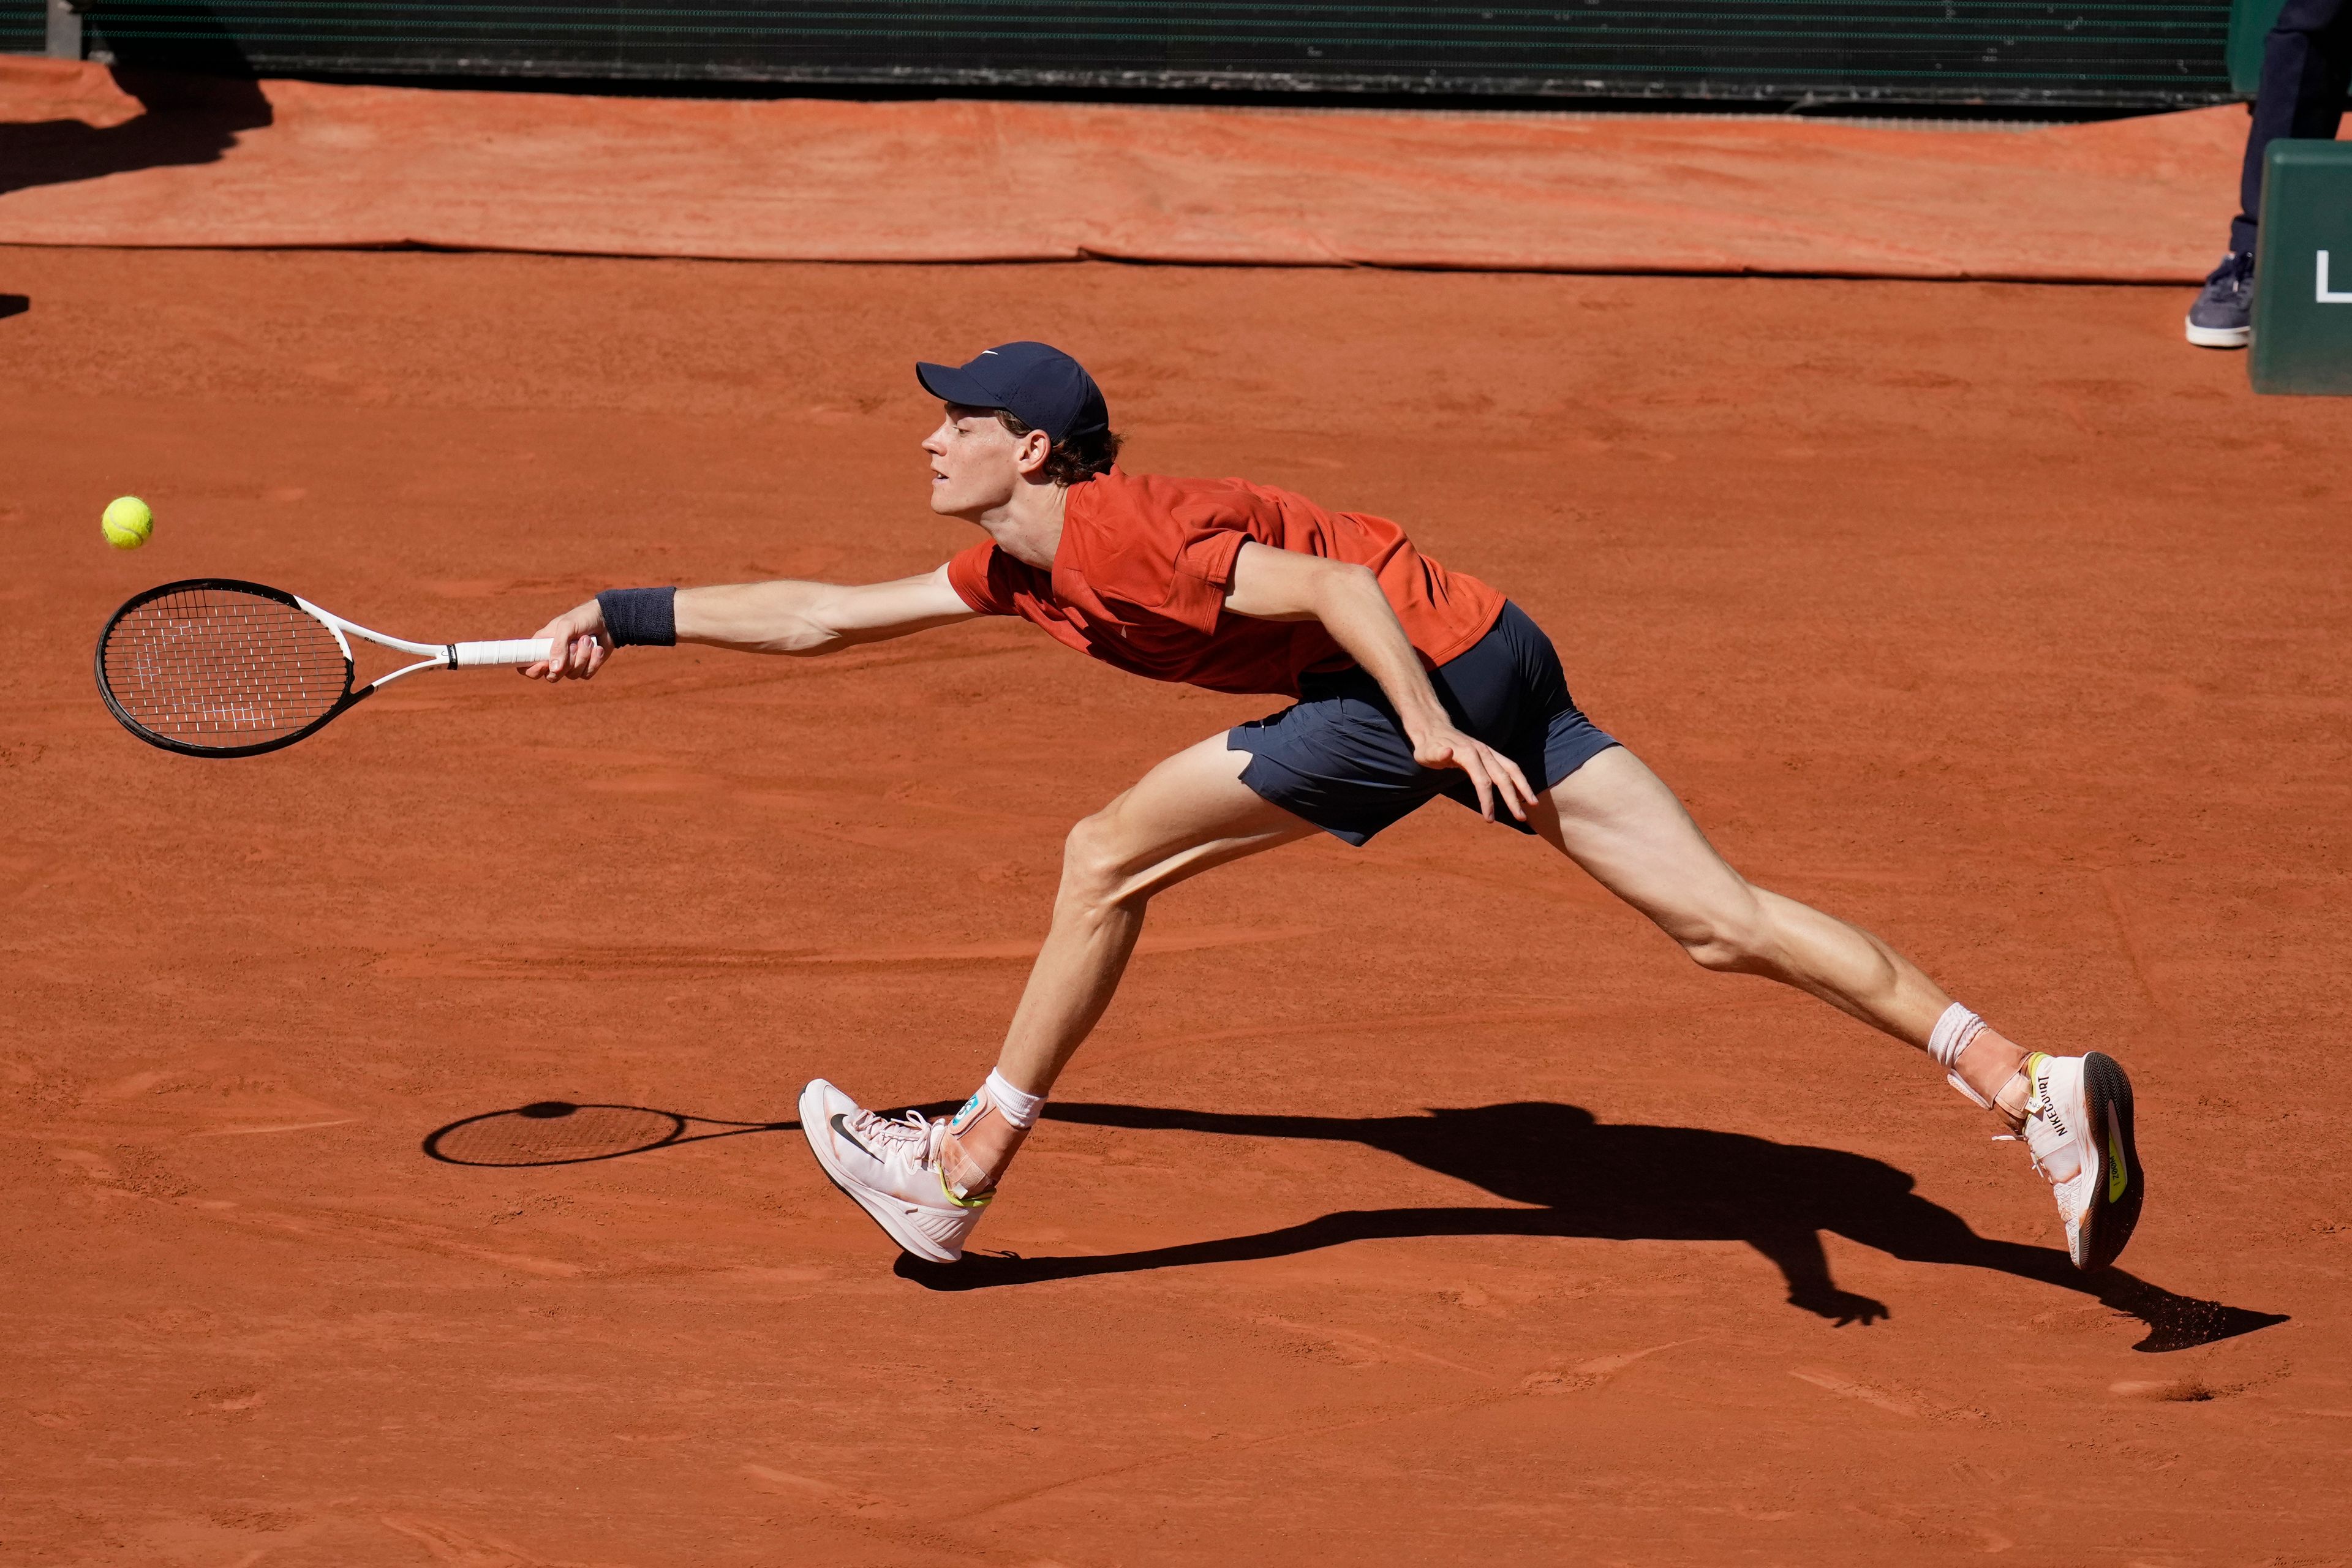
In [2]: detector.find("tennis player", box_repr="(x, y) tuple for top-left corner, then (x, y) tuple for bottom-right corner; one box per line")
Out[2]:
(524, 341), (2144, 1276)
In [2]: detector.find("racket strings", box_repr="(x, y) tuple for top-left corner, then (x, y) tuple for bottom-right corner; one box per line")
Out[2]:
(100, 587), (350, 745)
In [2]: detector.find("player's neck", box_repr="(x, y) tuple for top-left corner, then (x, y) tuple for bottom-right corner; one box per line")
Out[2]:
(978, 480), (1067, 571)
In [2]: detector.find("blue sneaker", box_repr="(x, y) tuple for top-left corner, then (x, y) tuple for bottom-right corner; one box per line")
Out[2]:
(2185, 251), (2253, 349)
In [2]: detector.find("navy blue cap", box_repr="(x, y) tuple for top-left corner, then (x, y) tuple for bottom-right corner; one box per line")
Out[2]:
(916, 342), (1110, 446)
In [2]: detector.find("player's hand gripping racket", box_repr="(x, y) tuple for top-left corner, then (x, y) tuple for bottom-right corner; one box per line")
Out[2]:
(95, 578), (554, 758)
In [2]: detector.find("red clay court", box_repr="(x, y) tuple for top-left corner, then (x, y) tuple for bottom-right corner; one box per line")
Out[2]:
(4, 62), (2350, 1568)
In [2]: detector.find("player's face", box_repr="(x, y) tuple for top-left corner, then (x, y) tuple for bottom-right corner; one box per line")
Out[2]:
(922, 404), (1024, 517)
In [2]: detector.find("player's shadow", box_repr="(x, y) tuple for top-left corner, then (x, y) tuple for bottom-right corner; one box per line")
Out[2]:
(0, 295), (27, 320)
(897, 1101), (2286, 1355)
(0, 4), (272, 200)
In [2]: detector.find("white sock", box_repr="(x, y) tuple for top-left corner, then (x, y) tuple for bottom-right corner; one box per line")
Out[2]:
(984, 1068), (1044, 1129)
(1928, 1002), (1999, 1110)
(1927, 1003), (1986, 1071)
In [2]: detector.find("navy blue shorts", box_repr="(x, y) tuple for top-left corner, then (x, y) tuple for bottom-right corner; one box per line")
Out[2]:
(1229, 601), (1618, 846)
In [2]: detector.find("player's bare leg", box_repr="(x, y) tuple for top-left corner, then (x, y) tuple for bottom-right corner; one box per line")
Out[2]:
(799, 734), (1313, 1260)
(1533, 745), (2142, 1269)
(941, 736), (1314, 1188)
(1528, 748), (1998, 1065)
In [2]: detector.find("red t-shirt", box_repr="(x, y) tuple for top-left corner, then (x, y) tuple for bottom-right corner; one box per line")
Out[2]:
(944, 470), (1505, 698)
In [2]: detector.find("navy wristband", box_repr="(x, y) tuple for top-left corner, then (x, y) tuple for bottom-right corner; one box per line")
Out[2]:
(597, 586), (677, 648)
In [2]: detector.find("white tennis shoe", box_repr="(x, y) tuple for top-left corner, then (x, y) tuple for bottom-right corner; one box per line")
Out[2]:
(798, 1079), (990, 1263)
(2010, 1051), (2143, 1272)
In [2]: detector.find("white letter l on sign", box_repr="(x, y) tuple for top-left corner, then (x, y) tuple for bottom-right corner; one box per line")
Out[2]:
(2320, 250), (2352, 303)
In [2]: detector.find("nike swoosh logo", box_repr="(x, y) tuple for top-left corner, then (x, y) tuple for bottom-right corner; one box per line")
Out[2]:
(2105, 1104), (2129, 1203)
(831, 1112), (878, 1161)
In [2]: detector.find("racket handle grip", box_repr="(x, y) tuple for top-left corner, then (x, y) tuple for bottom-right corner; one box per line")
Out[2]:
(451, 638), (557, 668)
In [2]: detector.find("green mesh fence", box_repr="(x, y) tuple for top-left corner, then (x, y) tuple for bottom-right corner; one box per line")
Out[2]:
(2, 1), (45, 52)
(6, 1), (2234, 106)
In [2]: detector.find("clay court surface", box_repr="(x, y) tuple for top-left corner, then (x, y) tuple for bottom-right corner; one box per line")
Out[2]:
(3, 247), (2347, 1564)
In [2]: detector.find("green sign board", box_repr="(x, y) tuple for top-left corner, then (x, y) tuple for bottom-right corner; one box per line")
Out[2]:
(2250, 141), (2352, 395)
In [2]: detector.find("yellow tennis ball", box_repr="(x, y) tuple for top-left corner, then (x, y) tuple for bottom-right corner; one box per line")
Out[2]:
(102, 496), (153, 550)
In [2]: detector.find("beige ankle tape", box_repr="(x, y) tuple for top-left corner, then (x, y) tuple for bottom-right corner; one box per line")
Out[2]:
(939, 1117), (1031, 1202)
(936, 1164), (994, 1210)
(1950, 1061), (2032, 1133)
(1993, 1060), (2035, 1126)
(940, 1133), (994, 1200)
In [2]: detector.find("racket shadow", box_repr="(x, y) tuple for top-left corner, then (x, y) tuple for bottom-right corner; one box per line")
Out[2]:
(422, 1101), (800, 1168)
(418, 1097), (963, 1169)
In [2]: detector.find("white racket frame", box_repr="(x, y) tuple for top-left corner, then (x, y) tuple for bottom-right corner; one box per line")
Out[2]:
(293, 593), (555, 692)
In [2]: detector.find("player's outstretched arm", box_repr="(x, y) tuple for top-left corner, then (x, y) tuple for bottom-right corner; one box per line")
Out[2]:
(522, 564), (977, 681)
(677, 565), (978, 654)
(1223, 542), (1535, 821)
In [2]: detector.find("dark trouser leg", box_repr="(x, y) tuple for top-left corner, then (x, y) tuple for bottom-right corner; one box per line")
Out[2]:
(2233, 0), (2352, 254)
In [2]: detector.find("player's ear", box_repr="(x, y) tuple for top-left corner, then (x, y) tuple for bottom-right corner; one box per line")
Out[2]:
(1014, 428), (1054, 477)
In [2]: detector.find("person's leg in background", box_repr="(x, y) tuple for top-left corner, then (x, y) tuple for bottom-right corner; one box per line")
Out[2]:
(2188, 0), (2352, 347)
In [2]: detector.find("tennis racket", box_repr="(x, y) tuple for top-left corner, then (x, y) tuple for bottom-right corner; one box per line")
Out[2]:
(96, 578), (556, 758)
